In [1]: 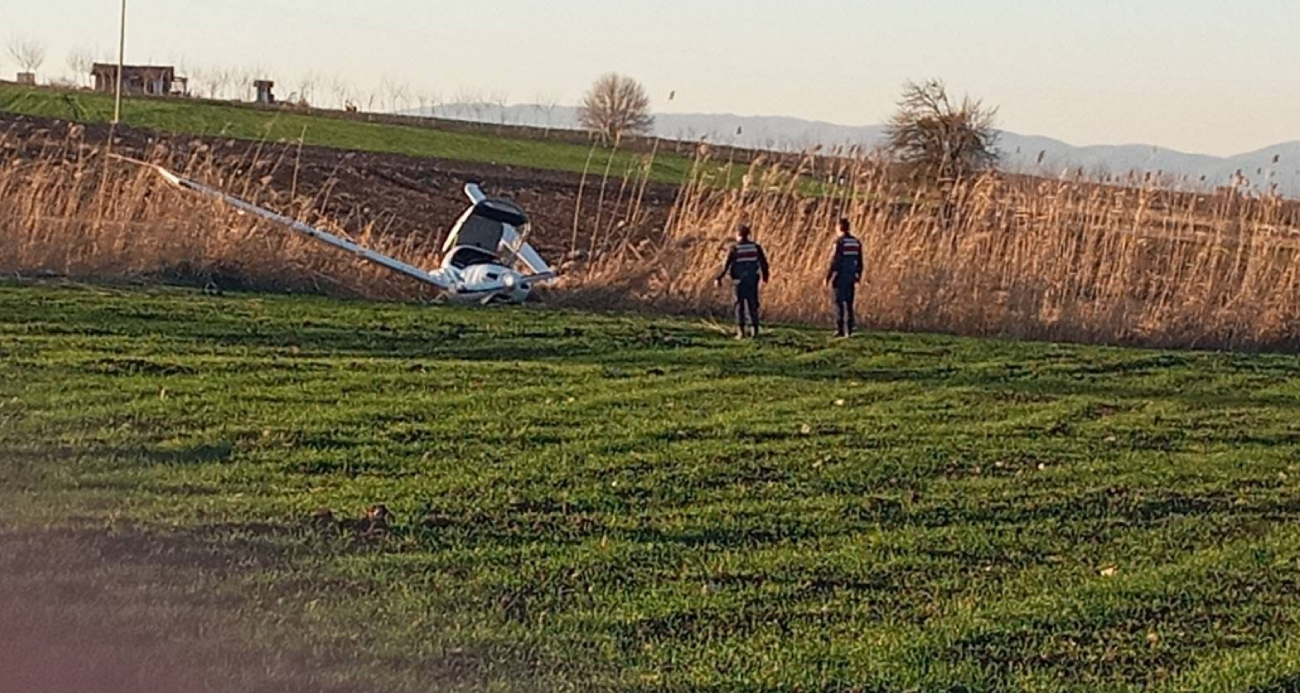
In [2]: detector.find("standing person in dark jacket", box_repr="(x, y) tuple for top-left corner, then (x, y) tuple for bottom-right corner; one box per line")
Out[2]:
(825, 218), (863, 338)
(715, 224), (771, 339)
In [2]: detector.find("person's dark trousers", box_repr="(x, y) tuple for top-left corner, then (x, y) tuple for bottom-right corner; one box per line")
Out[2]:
(734, 278), (761, 336)
(834, 278), (857, 336)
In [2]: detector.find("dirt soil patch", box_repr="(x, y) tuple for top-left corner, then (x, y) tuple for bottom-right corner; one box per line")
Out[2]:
(0, 112), (680, 260)
(0, 526), (367, 693)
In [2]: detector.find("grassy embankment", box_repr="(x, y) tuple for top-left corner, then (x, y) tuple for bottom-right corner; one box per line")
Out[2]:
(0, 84), (700, 184)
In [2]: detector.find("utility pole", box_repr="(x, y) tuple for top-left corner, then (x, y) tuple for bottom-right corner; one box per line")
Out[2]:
(114, 0), (126, 124)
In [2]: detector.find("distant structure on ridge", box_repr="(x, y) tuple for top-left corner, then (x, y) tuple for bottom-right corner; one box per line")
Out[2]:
(91, 64), (188, 97)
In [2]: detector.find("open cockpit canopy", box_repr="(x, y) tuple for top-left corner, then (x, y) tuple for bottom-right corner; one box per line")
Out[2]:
(444, 195), (529, 256)
(444, 185), (552, 277)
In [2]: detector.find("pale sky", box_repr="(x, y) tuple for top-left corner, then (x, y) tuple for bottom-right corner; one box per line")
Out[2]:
(5, 0), (1298, 156)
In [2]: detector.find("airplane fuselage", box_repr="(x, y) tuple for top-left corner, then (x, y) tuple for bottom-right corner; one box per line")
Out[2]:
(435, 253), (535, 305)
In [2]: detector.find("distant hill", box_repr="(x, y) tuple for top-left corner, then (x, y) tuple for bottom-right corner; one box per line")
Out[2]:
(423, 103), (1300, 197)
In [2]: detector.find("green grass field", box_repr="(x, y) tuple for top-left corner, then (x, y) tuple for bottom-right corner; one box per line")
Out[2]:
(4, 282), (1300, 692)
(0, 84), (699, 184)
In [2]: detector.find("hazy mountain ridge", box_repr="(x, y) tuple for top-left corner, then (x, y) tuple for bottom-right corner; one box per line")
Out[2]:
(422, 104), (1300, 196)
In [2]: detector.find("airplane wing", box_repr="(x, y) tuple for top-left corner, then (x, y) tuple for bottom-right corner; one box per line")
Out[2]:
(117, 156), (456, 292)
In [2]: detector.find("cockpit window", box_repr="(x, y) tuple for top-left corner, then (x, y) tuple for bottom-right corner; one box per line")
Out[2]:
(447, 247), (498, 269)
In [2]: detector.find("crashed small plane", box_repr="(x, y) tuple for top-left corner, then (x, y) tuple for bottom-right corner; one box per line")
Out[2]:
(131, 160), (556, 304)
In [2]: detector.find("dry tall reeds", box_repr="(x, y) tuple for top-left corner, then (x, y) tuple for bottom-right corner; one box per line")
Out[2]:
(570, 150), (1300, 352)
(4, 127), (1300, 352)
(0, 127), (441, 300)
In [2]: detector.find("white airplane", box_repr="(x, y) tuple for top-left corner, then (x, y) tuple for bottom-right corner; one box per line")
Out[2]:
(132, 160), (557, 305)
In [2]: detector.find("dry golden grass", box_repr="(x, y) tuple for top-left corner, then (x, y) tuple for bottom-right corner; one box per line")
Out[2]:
(0, 127), (442, 301)
(5, 128), (1300, 352)
(570, 149), (1300, 351)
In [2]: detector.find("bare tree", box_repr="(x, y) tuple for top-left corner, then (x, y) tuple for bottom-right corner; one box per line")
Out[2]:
(534, 92), (560, 134)
(394, 82), (411, 113)
(885, 79), (1000, 183)
(378, 76), (408, 113)
(379, 78), (395, 112)
(176, 59), (193, 94)
(195, 67), (228, 99)
(414, 90), (442, 118)
(188, 67), (210, 98)
(451, 88), (483, 120)
(578, 73), (653, 144)
(329, 77), (354, 110)
(296, 72), (320, 107)
(488, 90), (510, 125)
(239, 66), (266, 101)
(329, 77), (345, 110)
(458, 88), (488, 122)
(8, 37), (47, 75)
(213, 69), (233, 100)
(66, 47), (96, 87)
